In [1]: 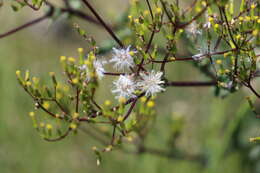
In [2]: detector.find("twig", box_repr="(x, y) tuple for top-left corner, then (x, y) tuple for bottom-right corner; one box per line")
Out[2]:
(44, 129), (71, 142)
(81, 0), (124, 47)
(0, 10), (52, 39)
(165, 81), (217, 87)
(123, 98), (138, 121)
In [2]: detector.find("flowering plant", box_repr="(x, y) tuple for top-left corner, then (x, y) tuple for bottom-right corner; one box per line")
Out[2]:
(2, 0), (260, 166)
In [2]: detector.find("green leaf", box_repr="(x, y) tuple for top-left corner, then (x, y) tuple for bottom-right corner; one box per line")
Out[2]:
(69, 0), (82, 9)
(11, 4), (19, 11)
(240, 0), (246, 12)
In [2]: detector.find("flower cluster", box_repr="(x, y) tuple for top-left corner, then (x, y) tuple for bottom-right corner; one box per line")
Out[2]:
(112, 70), (165, 99)
(112, 75), (136, 99)
(79, 58), (107, 81)
(110, 46), (136, 71)
(12, 0), (260, 164)
(77, 46), (165, 99)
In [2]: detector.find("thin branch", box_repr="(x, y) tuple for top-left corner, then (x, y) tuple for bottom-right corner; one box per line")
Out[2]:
(110, 125), (117, 145)
(24, 0), (44, 10)
(165, 81), (217, 87)
(182, 0), (198, 15)
(178, 3), (210, 28)
(160, 52), (170, 73)
(103, 72), (125, 76)
(0, 11), (52, 39)
(151, 49), (236, 63)
(220, 7), (238, 49)
(81, 0), (124, 47)
(247, 84), (260, 98)
(123, 98), (138, 121)
(61, 8), (103, 27)
(137, 26), (156, 74)
(75, 87), (80, 113)
(160, 0), (175, 26)
(44, 129), (71, 142)
(145, 0), (154, 20)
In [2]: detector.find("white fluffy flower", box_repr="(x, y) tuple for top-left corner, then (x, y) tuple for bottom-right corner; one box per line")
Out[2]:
(112, 75), (136, 99)
(192, 53), (204, 61)
(79, 59), (107, 80)
(192, 44), (210, 61)
(110, 46), (136, 71)
(137, 71), (165, 96)
(186, 22), (202, 36)
(203, 12), (212, 29)
(93, 59), (107, 79)
(203, 22), (211, 29)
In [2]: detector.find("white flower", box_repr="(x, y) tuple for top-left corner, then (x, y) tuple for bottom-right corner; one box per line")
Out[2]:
(79, 64), (87, 71)
(203, 22), (211, 29)
(110, 46), (136, 71)
(192, 53), (204, 61)
(203, 12), (212, 29)
(112, 75), (136, 99)
(137, 70), (165, 96)
(93, 59), (107, 79)
(79, 59), (107, 81)
(192, 44), (210, 61)
(186, 22), (202, 36)
(226, 81), (233, 90)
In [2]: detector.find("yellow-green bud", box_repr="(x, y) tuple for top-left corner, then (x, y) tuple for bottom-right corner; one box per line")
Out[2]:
(29, 112), (35, 117)
(147, 101), (155, 108)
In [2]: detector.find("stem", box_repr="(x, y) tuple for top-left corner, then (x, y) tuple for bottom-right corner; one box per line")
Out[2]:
(0, 11), (52, 39)
(160, 0), (175, 26)
(220, 7), (239, 49)
(110, 125), (116, 145)
(178, 3), (209, 28)
(182, 0), (198, 15)
(152, 49), (236, 63)
(44, 129), (71, 142)
(62, 8), (103, 26)
(81, 0), (124, 47)
(75, 88), (80, 113)
(248, 84), (260, 98)
(165, 81), (217, 87)
(145, 0), (154, 20)
(123, 98), (138, 121)
(103, 72), (125, 76)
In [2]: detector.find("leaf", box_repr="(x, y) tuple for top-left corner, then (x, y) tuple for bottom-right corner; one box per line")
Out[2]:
(11, 4), (19, 12)
(69, 0), (82, 9)
(229, 0), (234, 15)
(240, 0), (246, 12)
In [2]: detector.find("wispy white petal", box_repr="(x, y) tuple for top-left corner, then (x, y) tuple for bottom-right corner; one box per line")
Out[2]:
(112, 75), (136, 99)
(186, 22), (202, 36)
(137, 70), (165, 96)
(79, 58), (107, 81)
(110, 46), (136, 71)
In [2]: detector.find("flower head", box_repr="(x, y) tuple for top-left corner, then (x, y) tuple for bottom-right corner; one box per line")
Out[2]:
(203, 12), (213, 29)
(186, 22), (202, 36)
(192, 53), (204, 61)
(192, 43), (210, 61)
(112, 75), (136, 99)
(203, 22), (211, 29)
(79, 58), (107, 81)
(137, 70), (165, 96)
(93, 59), (107, 79)
(110, 46), (136, 71)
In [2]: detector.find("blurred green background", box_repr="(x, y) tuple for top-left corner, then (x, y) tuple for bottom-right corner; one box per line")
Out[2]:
(1, 0), (260, 173)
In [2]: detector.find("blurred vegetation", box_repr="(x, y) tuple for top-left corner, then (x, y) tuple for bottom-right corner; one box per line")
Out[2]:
(0, 0), (260, 173)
